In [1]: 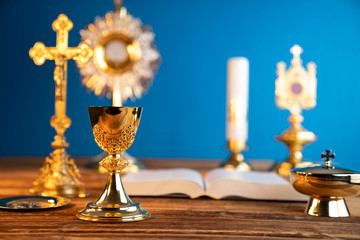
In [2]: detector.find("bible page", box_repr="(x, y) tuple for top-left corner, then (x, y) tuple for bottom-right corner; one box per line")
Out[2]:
(123, 168), (205, 198)
(204, 168), (308, 201)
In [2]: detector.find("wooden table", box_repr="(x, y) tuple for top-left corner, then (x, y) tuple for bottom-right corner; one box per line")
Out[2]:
(0, 157), (359, 239)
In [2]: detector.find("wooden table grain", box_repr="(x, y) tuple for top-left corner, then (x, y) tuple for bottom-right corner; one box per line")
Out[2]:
(0, 157), (359, 239)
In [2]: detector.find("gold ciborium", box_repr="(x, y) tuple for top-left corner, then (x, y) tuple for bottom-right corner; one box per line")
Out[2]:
(291, 150), (360, 217)
(77, 106), (150, 222)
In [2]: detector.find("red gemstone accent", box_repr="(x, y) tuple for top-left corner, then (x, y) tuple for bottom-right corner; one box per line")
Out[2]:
(291, 83), (302, 95)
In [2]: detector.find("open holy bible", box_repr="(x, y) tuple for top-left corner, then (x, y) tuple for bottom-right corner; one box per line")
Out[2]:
(123, 168), (307, 201)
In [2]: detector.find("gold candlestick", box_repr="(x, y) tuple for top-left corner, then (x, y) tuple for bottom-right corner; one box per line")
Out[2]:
(272, 45), (317, 177)
(29, 14), (93, 197)
(220, 140), (252, 171)
(221, 81), (252, 171)
(77, 106), (150, 222)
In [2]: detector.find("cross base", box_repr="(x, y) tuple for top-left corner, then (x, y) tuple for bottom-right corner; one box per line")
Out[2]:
(30, 149), (87, 198)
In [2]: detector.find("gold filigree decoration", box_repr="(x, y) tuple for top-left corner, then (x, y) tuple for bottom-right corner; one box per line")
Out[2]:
(31, 149), (85, 193)
(100, 155), (128, 172)
(275, 44), (317, 115)
(7, 199), (56, 209)
(93, 124), (136, 154)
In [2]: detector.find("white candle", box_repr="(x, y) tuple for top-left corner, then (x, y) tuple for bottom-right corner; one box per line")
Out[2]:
(226, 57), (249, 142)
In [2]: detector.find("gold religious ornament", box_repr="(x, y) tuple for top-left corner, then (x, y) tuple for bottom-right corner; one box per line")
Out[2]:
(29, 14), (92, 197)
(220, 57), (251, 171)
(291, 150), (360, 217)
(220, 101), (251, 171)
(78, 0), (160, 173)
(221, 140), (252, 171)
(272, 44), (317, 177)
(77, 106), (150, 222)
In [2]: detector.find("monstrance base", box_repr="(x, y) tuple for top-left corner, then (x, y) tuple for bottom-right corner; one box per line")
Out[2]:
(76, 201), (150, 222)
(271, 161), (313, 178)
(306, 197), (350, 217)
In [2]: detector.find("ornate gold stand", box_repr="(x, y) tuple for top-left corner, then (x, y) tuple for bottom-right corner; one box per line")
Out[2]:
(220, 140), (252, 171)
(29, 14), (92, 197)
(272, 114), (316, 177)
(77, 106), (150, 222)
(30, 149), (87, 198)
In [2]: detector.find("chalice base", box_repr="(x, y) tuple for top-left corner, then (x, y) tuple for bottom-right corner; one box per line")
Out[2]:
(271, 161), (313, 178)
(76, 202), (150, 222)
(219, 152), (252, 171)
(306, 197), (350, 217)
(77, 172), (150, 222)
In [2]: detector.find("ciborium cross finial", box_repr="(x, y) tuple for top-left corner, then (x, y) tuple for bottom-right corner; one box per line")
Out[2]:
(28, 14), (92, 198)
(321, 149), (335, 168)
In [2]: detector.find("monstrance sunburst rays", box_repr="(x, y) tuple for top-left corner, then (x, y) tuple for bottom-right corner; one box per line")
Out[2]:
(79, 6), (160, 104)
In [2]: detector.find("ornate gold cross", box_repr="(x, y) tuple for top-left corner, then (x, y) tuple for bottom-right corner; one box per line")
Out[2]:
(29, 14), (92, 147)
(28, 14), (92, 197)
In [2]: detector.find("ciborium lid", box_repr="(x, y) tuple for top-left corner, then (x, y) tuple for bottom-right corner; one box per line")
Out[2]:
(291, 149), (360, 183)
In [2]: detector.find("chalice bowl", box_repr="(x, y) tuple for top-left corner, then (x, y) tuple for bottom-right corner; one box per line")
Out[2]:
(77, 106), (150, 222)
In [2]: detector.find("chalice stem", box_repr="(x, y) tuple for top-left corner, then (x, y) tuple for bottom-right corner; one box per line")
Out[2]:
(94, 172), (132, 207)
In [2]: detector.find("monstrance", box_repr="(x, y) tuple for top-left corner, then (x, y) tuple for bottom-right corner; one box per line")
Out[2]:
(29, 14), (92, 197)
(272, 44), (317, 177)
(78, 0), (160, 172)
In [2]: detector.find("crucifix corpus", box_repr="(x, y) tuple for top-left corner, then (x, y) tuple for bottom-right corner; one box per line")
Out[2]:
(29, 14), (93, 197)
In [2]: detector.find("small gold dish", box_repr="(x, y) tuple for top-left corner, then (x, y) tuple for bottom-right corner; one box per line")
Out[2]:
(0, 196), (70, 210)
(291, 150), (360, 217)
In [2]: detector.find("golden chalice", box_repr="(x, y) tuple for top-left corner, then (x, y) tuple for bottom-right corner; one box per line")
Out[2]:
(77, 106), (150, 222)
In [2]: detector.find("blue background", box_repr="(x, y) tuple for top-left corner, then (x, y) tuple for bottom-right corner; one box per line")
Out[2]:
(1, 0), (360, 170)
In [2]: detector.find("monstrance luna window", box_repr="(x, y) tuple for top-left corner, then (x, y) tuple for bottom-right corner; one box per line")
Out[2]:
(79, 4), (160, 104)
